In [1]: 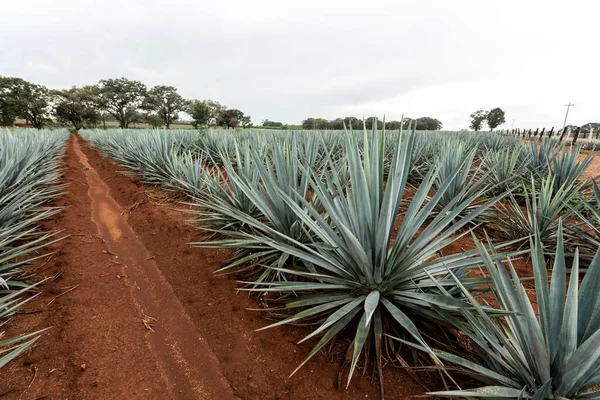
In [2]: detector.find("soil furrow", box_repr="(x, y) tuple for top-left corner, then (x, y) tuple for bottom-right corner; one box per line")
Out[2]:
(72, 135), (236, 399)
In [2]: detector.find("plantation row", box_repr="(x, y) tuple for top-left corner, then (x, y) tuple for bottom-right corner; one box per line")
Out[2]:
(0, 129), (68, 368)
(80, 126), (600, 398)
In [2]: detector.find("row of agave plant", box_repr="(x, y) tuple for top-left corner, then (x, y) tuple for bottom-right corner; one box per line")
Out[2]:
(81, 124), (600, 399)
(0, 129), (68, 369)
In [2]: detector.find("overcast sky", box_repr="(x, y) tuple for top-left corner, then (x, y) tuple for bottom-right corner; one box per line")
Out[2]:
(1, 0), (598, 129)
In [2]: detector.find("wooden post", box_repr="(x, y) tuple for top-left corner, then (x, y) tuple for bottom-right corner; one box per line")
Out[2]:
(559, 126), (567, 143)
(572, 127), (581, 145)
(548, 127), (554, 138)
(540, 127), (545, 138)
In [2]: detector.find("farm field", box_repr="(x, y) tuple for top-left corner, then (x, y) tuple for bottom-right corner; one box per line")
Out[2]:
(1, 127), (600, 399)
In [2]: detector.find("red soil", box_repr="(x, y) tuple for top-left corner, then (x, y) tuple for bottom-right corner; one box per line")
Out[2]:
(0, 134), (425, 399)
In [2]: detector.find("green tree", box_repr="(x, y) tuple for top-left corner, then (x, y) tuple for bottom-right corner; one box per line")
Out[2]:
(98, 78), (147, 128)
(187, 100), (211, 128)
(385, 120), (403, 130)
(205, 99), (227, 125)
(144, 85), (185, 129)
(0, 77), (51, 128)
(301, 118), (331, 129)
(486, 107), (506, 131)
(146, 114), (164, 128)
(53, 85), (102, 131)
(217, 109), (251, 128)
(415, 116), (442, 130)
(469, 110), (489, 131)
(0, 77), (23, 126)
(262, 119), (283, 127)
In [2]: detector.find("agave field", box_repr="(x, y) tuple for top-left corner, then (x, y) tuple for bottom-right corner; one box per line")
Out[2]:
(76, 123), (600, 399)
(0, 129), (67, 368)
(3, 124), (600, 399)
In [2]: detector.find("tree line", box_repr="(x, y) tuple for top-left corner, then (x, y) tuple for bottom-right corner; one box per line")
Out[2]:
(0, 76), (252, 130)
(300, 116), (443, 130)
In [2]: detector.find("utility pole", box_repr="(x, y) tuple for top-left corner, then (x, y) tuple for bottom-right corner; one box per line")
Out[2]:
(559, 102), (575, 142)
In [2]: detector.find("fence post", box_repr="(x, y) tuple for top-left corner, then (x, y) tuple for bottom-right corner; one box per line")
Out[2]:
(559, 126), (567, 143)
(572, 127), (581, 145)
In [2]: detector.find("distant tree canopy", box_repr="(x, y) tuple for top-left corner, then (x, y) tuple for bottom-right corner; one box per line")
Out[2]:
(99, 78), (147, 128)
(415, 117), (443, 130)
(486, 107), (506, 131)
(0, 76), (51, 128)
(469, 107), (506, 131)
(144, 85), (186, 129)
(469, 110), (489, 131)
(146, 114), (165, 128)
(0, 76), (254, 130)
(53, 86), (102, 131)
(217, 109), (252, 128)
(262, 119), (283, 127)
(187, 100), (211, 128)
(581, 122), (600, 133)
(302, 116), (442, 131)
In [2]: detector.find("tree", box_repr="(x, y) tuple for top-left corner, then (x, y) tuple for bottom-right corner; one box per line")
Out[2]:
(415, 117), (443, 130)
(98, 78), (147, 128)
(146, 114), (164, 128)
(0, 77), (51, 128)
(187, 100), (211, 128)
(469, 110), (489, 131)
(217, 109), (251, 128)
(581, 122), (600, 139)
(486, 107), (506, 131)
(364, 117), (383, 130)
(385, 120), (403, 130)
(0, 77), (23, 126)
(144, 85), (186, 129)
(205, 100), (227, 125)
(53, 85), (102, 131)
(262, 119), (283, 127)
(302, 118), (331, 129)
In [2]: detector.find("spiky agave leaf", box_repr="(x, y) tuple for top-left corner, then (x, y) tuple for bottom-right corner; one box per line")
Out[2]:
(428, 140), (496, 223)
(184, 140), (261, 234)
(569, 180), (600, 257)
(0, 129), (68, 370)
(192, 133), (329, 282)
(398, 224), (600, 399)
(237, 123), (504, 389)
(483, 147), (529, 193)
(495, 175), (582, 246)
(549, 144), (596, 193)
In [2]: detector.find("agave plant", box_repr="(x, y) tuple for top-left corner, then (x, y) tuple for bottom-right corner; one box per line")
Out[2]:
(233, 125), (503, 391)
(526, 138), (560, 176)
(0, 129), (68, 369)
(400, 224), (600, 399)
(495, 175), (582, 245)
(483, 147), (529, 193)
(549, 144), (596, 193)
(428, 140), (494, 222)
(82, 129), (197, 191)
(570, 180), (600, 253)
(185, 141), (261, 233)
(192, 134), (327, 282)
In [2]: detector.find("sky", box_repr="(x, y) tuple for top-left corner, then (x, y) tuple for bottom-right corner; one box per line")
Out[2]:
(1, 0), (598, 130)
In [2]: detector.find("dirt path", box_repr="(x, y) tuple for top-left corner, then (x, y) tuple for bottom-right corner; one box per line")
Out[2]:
(72, 137), (236, 399)
(1, 134), (423, 399)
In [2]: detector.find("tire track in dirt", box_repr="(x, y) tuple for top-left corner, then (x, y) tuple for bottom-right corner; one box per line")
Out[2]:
(72, 135), (237, 400)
